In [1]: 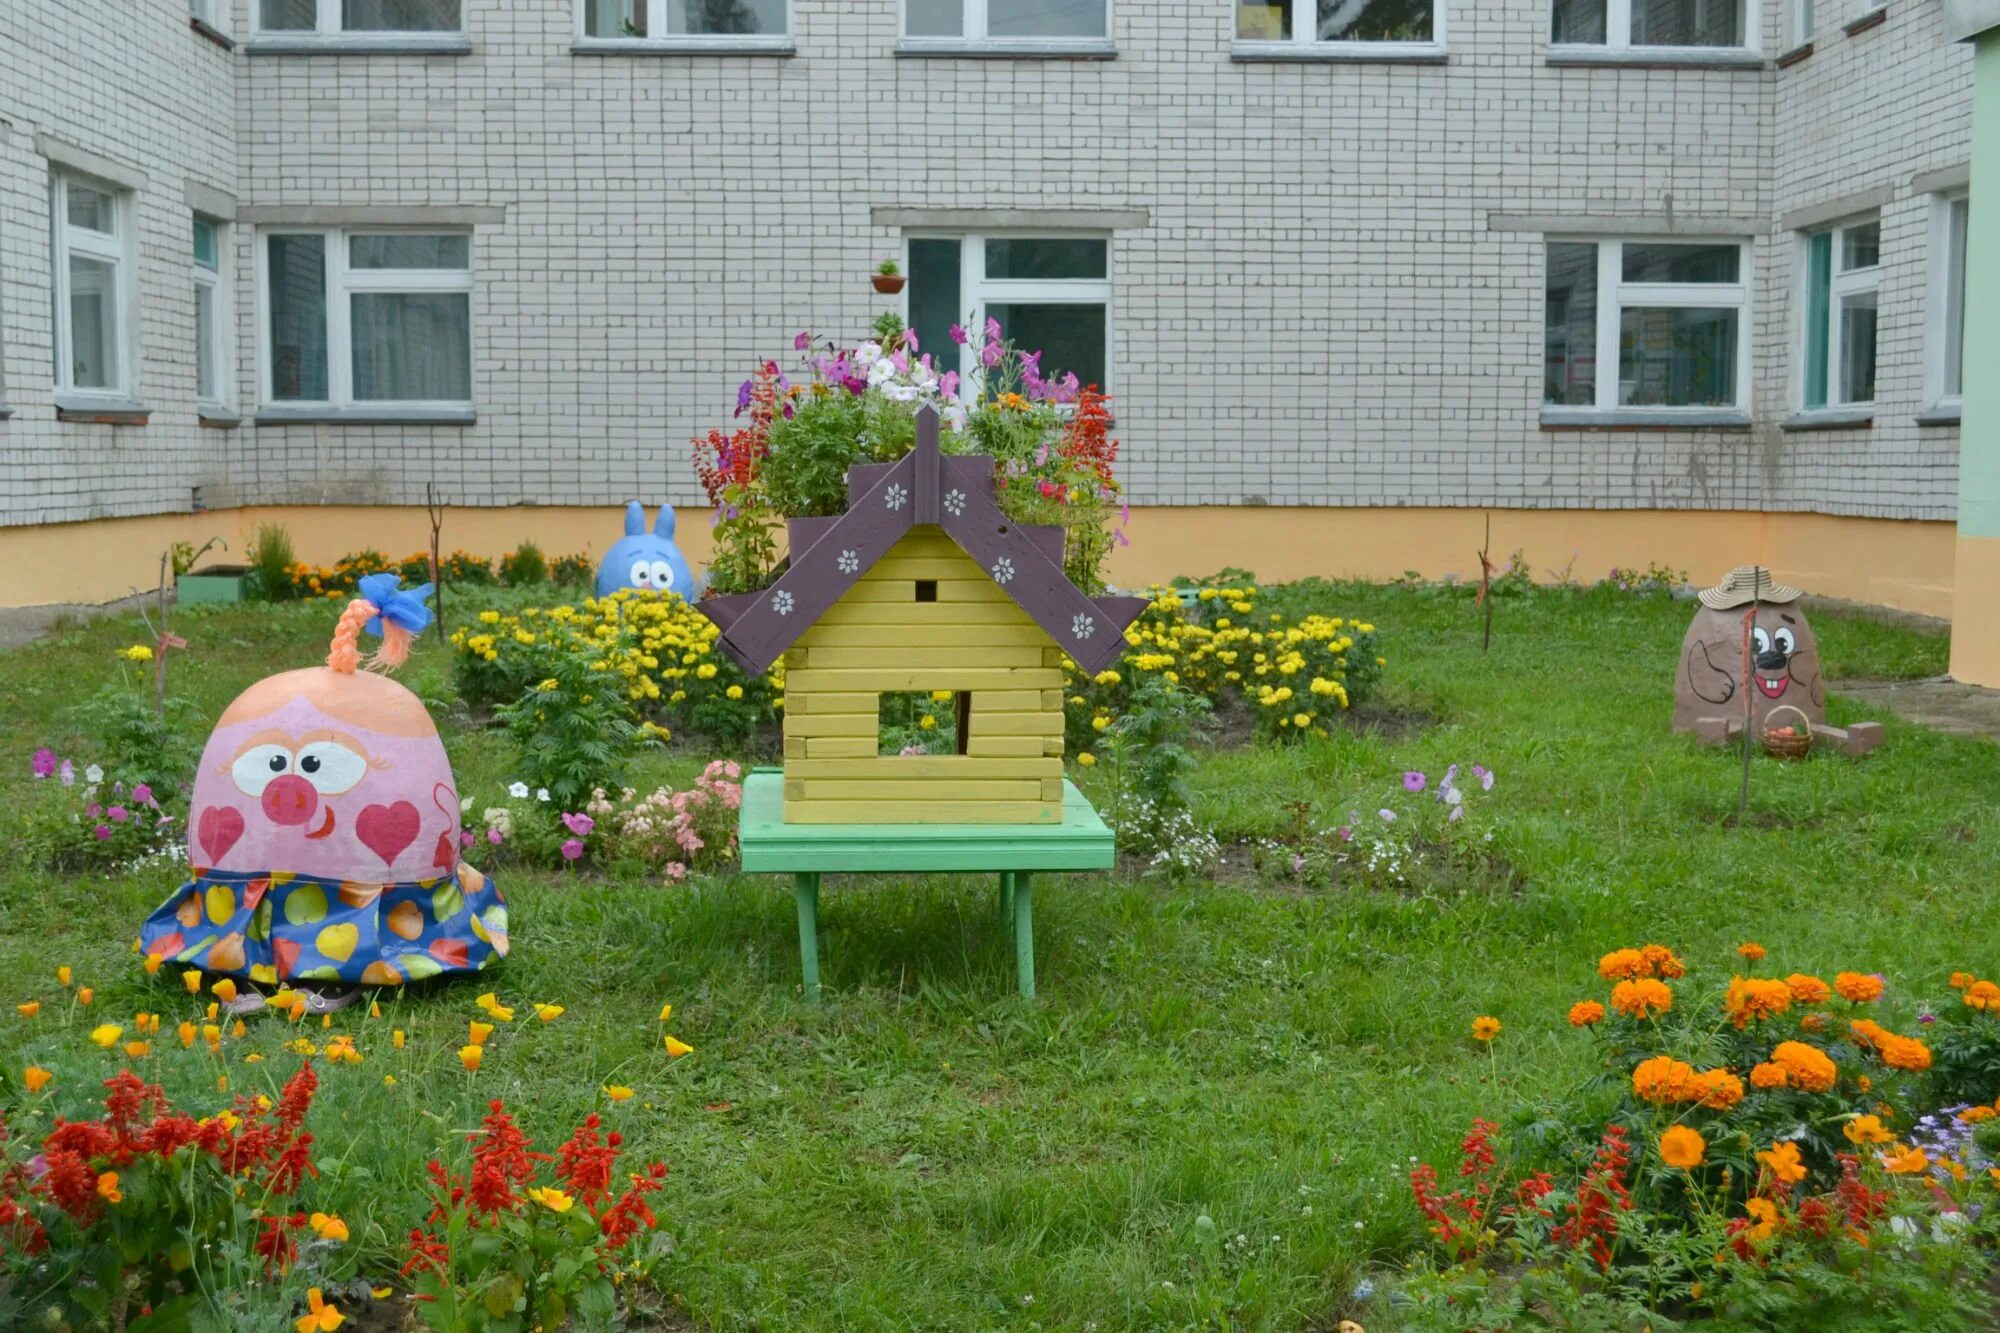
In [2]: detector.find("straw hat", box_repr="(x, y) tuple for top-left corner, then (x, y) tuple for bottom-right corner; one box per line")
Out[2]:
(1698, 565), (1802, 609)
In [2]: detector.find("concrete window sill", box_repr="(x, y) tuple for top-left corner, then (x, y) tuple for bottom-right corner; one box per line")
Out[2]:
(1776, 41), (1813, 67)
(1229, 40), (1446, 63)
(0, 402), (13, 420)
(1917, 405), (1963, 427)
(246, 34), (472, 56)
(1546, 46), (1766, 69)
(1540, 408), (1752, 431)
(198, 407), (243, 429)
(1844, 8), (1888, 36)
(55, 395), (151, 425)
(255, 405), (476, 426)
(191, 17), (235, 50)
(897, 39), (1116, 59)
(1781, 408), (1874, 432)
(572, 36), (795, 56)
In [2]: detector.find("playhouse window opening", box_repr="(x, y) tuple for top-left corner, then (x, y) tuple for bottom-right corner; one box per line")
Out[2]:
(915, 579), (938, 602)
(879, 691), (963, 756)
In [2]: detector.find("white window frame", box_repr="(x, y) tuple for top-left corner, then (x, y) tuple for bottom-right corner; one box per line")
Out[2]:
(256, 227), (475, 413)
(50, 172), (137, 404)
(193, 216), (232, 412)
(1552, 0), (1761, 55)
(909, 232), (1115, 395)
(1795, 214), (1880, 411)
(1231, 0), (1446, 58)
(573, 0), (794, 51)
(252, 0), (465, 38)
(1790, 0), (1812, 46)
(899, 0), (1114, 54)
(190, 0), (223, 28)
(1543, 237), (1752, 417)
(1926, 192), (1970, 414)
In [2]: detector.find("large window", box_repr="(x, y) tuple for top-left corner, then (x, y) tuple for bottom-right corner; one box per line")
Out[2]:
(193, 217), (230, 410)
(1928, 194), (1970, 412)
(256, 0), (461, 33)
(1790, 0), (1811, 45)
(1798, 216), (1879, 410)
(908, 236), (1111, 393)
(1552, 0), (1750, 50)
(263, 230), (473, 410)
(580, 0), (791, 43)
(1544, 239), (1748, 414)
(50, 173), (133, 401)
(1235, 0), (1442, 49)
(906, 0), (1107, 45)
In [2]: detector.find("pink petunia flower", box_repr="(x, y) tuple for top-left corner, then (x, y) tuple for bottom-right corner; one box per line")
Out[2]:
(92, 824), (112, 841)
(560, 838), (585, 862)
(561, 812), (595, 837)
(107, 806), (128, 824)
(948, 323), (967, 345)
(31, 748), (56, 779)
(132, 784), (154, 806)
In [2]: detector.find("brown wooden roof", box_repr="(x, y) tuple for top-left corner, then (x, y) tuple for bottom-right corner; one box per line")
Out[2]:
(697, 406), (1146, 676)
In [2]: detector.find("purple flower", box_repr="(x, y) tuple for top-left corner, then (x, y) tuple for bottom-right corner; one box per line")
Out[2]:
(734, 378), (754, 417)
(948, 323), (968, 345)
(904, 328), (919, 354)
(1920, 1010), (1937, 1025)
(486, 826), (503, 846)
(1335, 826), (1353, 842)
(984, 317), (1001, 342)
(980, 342), (1004, 369)
(560, 838), (585, 862)
(107, 806), (128, 824)
(460, 831), (475, 849)
(562, 811), (595, 837)
(1472, 764), (1495, 792)
(30, 748), (55, 779)
(794, 330), (811, 351)
(1448, 806), (1465, 823)
(59, 760), (74, 788)
(86, 803), (102, 819)
(92, 824), (112, 841)
(1402, 771), (1426, 794)
(1378, 809), (1398, 823)
(940, 370), (960, 399)
(890, 350), (910, 375)
(132, 783), (154, 806)
(1290, 853), (1306, 875)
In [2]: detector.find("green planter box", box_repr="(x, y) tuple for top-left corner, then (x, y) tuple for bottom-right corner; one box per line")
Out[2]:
(176, 566), (251, 605)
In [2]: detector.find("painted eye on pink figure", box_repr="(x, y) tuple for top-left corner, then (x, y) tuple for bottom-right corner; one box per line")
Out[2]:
(227, 730), (375, 839)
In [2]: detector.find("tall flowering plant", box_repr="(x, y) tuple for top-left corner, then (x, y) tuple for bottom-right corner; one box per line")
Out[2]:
(692, 360), (781, 596)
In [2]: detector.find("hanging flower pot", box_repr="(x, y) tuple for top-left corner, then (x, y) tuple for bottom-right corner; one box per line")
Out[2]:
(872, 260), (905, 295)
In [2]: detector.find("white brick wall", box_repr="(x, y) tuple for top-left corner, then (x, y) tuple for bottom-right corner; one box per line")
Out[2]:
(0, 0), (1975, 527)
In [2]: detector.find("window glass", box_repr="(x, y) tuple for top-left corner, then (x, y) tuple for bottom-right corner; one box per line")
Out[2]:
(268, 234), (329, 402)
(1794, 0), (1812, 41)
(1239, 0), (1431, 39)
(908, 239), (963, 379)
(988, 0), (1106, 38)
(1621, 243), (1739, 284)
(1839, 289), (1877, 404)
(1840, 222), (1880, 272)
(67, 255), (119, 390)
(984, 238), (1108, 281)
(584, 0), (644, 35)
(1550, 0), (1607, 42)
(1947, 199), (1969, 399)
(260, 0), (319, 28)
(194, 219), (219, 270)
(1803, 231), (1832, 409)
(66, 186), (116, 236)
(350, 234), (470, 269)
(1618, 306), (1736, 408)
(196, 285), (217, 402)
(1237, 1), (1291, 37)
(906, 0), (962, 35)
(1544, 243), (1598, 407)
(660, 0), (786, 34)
(341, 0), (459, 30)
(1630, 0), (1741, 45)
(351, 293), (472, 400)
(986, 302), (1106, 391)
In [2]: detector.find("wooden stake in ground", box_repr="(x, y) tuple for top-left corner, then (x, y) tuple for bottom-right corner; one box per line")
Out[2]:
(426, 481), (445, 642)
(1736, 567), (1764, 822)
(1475, 513), (1495, 653)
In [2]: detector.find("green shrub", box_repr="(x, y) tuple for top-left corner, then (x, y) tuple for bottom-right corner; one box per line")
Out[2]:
(495, 652), (642, 812)
(248, 523), (296, 600)
(500, 542), (549, 586)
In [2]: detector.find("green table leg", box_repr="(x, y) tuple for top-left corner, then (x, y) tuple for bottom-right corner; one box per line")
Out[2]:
(795, 872), (821, 1003)
(1013, 871), (1035, 999)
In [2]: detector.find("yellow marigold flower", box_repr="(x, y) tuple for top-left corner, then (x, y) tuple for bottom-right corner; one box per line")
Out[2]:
(604, 1085), (635, 1102)
(664, 1035), (693, 1057)
(1610, 978), (1673, 1019)
(1756, 1140), (1807, 1185)
(1470, 1015), (1501, 1042)
(726, 685), (744, 700)
(1771, 1040), (1837, 1093)
(1724, 976), (1792, 1028)
(1077, 752), (1096, 767)
(1567, 1000), (1606, 1027)
(15, 1002), (38, 1018)
(1737, 942), (1767, 963)
(1844, 1114), (1893, 1145)
(528, 1186), (575, 1213)
(1881, 1144), (1930, 1175)
(1785, 974), (1832, 1005)
(1659, 1125), (1706, 1170)
(1597, 948), (1649, 981)
(458, 1045), (483, 1072)
(1091, 715), (1110, 732)
(89, 1024), (123, 1049)
(23, 1067), (52, 1093)
(1639, 944), (1685, 979)
(1835, 972), (1884, 1003)
(919, 715), (936, 730)
(696, 663), (718, 679)
(121, 644), (154, 663)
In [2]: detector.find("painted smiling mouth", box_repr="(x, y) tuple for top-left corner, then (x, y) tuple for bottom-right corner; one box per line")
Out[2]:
(304, 808), (337, 840)
(1756, 675), (1790, 699)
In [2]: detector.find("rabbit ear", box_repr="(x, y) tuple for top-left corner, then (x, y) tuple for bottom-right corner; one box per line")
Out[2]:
(654, 506), (677, 539)
(624, 501), (645, 536)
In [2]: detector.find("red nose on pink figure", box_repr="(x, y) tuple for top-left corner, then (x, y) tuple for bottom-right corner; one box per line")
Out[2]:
(262, 774), (319, 827)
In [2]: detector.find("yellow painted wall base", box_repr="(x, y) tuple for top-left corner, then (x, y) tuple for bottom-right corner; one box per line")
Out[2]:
(1951, 535), (2000, 685)
(0, 504), (1962, 624)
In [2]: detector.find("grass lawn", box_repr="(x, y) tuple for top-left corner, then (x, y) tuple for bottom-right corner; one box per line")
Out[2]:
(0, 579), (1985, 1330)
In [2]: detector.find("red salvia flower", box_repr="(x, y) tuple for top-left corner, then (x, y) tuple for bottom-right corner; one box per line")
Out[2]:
(254, 1211), (305, 1277)
(1551, 1125), (1632, 1270)
(402, 1227), (453, 1278)
(555, 1114), (622, 1207)
(1058, 387), (1118, 485)
(275, 1062), (318, 1132)
(265, 1131), (317, 1195)
(596, 1163), (666, 1251)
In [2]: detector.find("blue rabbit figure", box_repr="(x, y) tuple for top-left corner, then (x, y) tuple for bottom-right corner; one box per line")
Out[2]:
(595, 502), (695, 599)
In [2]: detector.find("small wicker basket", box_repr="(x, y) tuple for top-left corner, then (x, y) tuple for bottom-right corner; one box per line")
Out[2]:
(1761, 704), (1813, 760)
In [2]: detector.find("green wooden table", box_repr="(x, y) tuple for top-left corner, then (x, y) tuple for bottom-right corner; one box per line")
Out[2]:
(737, 767), (1116, 1000)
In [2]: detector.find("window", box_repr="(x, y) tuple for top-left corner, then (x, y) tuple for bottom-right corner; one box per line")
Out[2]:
(1928, 193), (1970, 411)
(50, 173), (134, 401)
(906, 0), (1108, 45)
(1551, 0), (1750, 49)
(193, 217), (232, 410)
(908, 236), (1111, 393)
(580, 0), (791, 43)
(256, 0), (461, 34)
(262, 229), (473, 410)
(191, 0), (222, 25)
(1543, 239), (1748, 413)
(1799, 216), (1879, 410)
(1235, 0), (1442, 50)
(1791, 0), (1811, 44)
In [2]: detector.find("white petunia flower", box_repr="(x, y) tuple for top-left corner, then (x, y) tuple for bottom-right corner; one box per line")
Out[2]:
(84, 764), (104, 785)
(536, 788), (550, 802)
(508, 781), (530, 799)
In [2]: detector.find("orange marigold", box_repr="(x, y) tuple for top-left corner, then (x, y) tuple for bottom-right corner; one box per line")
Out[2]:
(1724, 976), (1792, 1029)
(1949, 972), (1975, 991)
(1771, 1041), (1837, 1093)
(1959, 1106), (1997, 1124)
(1737, 942), (1768, 963)
(1750, 1061), (1789, 1090)
(1964, 980), (2000, 1011)
(1598, 948), (1650, 981)
(1785, 974), (1832, 1005)
(1834, 972), (1884, 1003)
(1850, 1019), (1933, 1073)
(1659, 1125), (1706, 1169)
(1568, 1000), (1607, 1028)
(1632, 1055), (1702, 1105)
(1641, 944), (1687, 979)
(1843, 1114), (1893, 1146)
(1611, 978), (1674, 1019)
(1695, 1068), (1745, 1110)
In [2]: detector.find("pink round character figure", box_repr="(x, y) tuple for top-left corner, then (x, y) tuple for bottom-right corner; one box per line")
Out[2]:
(140, 576), (507, 1014)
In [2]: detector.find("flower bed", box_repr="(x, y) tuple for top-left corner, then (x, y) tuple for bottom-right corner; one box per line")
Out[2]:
(274, 549), (593, 601)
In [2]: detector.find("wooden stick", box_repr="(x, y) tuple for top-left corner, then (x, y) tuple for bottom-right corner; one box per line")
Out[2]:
(426, 481), (445, 642)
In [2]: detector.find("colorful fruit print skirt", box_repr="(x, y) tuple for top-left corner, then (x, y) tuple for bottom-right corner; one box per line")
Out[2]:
(138, 863), (508, 986)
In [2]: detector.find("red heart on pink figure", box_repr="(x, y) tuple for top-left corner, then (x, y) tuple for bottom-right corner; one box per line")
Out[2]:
(197, 806), (245, 864)
(355, 801), (421, 868)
